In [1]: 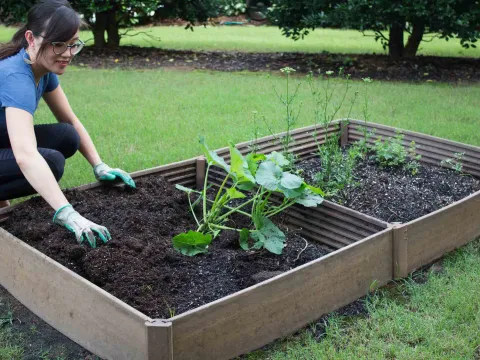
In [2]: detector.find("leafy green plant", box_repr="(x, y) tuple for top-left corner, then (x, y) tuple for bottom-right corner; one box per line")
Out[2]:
(173, 138), (324, 256)
(373, 133), (421, 174)
(264, 67), (302, 169)
(314, 144), (360, 196)
(356, 77), (374, 159)
(441, 152), (465, 173)
(306, 68), (358, 196)
(219, 0), (247, 16)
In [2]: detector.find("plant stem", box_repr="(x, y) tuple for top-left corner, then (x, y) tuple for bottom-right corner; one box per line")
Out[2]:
(203, 164), (210, 225)
(187, 195), (201, 227)
(265, 199), (296, 218)
(209, 224), (246, 232)
(217, 197), (256, 222)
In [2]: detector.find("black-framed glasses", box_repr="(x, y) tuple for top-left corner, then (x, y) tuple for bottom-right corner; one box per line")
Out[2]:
(36, 34), (85, 55)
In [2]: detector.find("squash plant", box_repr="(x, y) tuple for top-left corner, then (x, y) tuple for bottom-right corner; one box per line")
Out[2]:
(173, 137), (324, 256)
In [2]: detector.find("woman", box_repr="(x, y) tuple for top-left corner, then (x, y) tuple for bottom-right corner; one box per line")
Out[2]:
(0, 0), (135, 247)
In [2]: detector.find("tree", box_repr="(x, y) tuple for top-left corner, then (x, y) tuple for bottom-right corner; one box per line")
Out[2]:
(72, 0), (218, 48)
(269, 0), (480, 58)
(0, 0), (218, 49)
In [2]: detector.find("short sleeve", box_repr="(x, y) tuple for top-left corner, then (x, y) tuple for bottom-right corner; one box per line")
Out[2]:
(0, 73), (36, 116)
(44, 73), (59, 93)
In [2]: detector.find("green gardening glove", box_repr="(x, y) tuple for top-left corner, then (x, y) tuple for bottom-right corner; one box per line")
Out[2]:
(53, 205), (111, 248)
(93, 162), (136, 188)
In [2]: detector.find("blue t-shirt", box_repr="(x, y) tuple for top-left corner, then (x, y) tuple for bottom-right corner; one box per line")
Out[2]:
(0, 48), (59, 132)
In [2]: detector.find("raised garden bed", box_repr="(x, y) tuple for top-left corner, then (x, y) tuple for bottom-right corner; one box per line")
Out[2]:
(0, 120), (479, 360)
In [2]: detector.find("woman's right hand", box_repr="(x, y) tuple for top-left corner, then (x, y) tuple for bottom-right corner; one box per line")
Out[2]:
(53, 204), (111, 248)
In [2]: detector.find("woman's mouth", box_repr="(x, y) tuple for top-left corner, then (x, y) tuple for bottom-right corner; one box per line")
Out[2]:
(57, 60), (70, 67)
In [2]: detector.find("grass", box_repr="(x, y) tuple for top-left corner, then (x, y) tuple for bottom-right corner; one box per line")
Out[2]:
(1, 25), (480, 58)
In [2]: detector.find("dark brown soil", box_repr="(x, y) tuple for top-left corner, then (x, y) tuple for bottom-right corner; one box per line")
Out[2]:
(74, 46), (480, 83)
(2, 175), (331, 319)
(297, 156), (480, 223)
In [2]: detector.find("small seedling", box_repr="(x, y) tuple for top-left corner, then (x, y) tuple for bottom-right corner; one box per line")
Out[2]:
(441, 152), (465, 173)
(373, 133), (421, 174)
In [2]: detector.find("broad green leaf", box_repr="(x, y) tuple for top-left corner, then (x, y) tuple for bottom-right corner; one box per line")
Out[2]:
(172, 231), (212, 256)
(295, 189), (324, 207)
(199, 136), (230, 172)
(256, 161), (282, 191)
(227, 187), (246, 199)
(239, 228), (250, 250)
(251, 217), (286, 255)
(278, 184), (304, 198)
(266, 151), (290, 168)
(229, 144), (255, 185)
(280, 172), (303, 189)
(237, 181), (256, 191)
(306, 184), (325, 197)
(245, 152), (265, 177)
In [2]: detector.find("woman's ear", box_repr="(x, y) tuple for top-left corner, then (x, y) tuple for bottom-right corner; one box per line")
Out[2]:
(24, 30), (36, 50)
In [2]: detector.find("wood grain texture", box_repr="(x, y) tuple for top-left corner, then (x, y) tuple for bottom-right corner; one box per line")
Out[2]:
(404, 190), (480, 273)
(0, 229), (151, 360)
(169, 229), (393, 360)
(146, 320), (173, 360)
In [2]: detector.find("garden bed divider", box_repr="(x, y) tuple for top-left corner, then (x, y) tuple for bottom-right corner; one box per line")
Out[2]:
(1, 119), (479, 359)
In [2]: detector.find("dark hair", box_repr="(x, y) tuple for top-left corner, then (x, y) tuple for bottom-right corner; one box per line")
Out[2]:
(0, 0), (84, 61)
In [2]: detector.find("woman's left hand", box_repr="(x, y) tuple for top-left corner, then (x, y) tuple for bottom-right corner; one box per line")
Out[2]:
(93, 162), (136, 188)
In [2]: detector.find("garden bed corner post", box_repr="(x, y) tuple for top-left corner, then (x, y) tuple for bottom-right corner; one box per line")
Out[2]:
(145, 319), (173, 360)
(340, 120), (349, 147)
(196, 157), (207, 191)
(392, 224), (409, 279)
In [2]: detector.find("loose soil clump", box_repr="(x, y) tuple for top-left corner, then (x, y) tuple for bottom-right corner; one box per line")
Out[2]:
(2, 176), (331, 318)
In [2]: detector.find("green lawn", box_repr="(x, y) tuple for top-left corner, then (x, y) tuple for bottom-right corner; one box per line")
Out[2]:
(1, 25), (480, 57)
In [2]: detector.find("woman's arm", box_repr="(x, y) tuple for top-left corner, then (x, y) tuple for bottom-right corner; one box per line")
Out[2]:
(43, 85), (102, 167)
(6, 107), (69, 210)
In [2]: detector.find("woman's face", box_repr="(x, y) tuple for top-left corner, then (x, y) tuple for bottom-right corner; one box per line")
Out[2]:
(33, 29), (81, 75)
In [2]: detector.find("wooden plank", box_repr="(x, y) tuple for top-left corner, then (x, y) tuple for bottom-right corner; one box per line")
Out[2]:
(340, 120), (349, 147)
(196, 157), (206, 191)
(0, 229), (151, 360)
(288, 216), (355, 246)
(348, 119), (480, 155)
(170, 229), (393, 360)
(348, 130), (480, 169)
(145, 320), (173, 360)
(392, 224), (408, 279)
(347, 134), (480, 176)
(287, 212), (361, 243)
(404, 190), (480, 273)
(290, 204), (386, 236)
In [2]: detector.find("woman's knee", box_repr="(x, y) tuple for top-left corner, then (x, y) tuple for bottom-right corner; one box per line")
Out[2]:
(41, 149), (66, 181)
(58, 123), (80, 158)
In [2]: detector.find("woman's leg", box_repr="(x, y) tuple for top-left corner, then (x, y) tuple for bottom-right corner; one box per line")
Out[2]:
(34, 123), (81, 159)
(0, 148), (66, 201)
(0, 123), (80, 159)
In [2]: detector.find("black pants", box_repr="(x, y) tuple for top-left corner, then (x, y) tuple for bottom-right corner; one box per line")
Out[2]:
(0, 123), (80, 201)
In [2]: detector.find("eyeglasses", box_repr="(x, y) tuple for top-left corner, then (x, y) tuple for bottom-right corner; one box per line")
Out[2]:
(36, 34), (85, 55)
(51, 40), (85, 55)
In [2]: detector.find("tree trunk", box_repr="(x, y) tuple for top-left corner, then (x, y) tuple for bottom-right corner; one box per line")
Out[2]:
(389, 22), (404, 59)
(93, 11), (107, 48)
(404, 22), (425, 57)
(106, 10), (120, 48)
